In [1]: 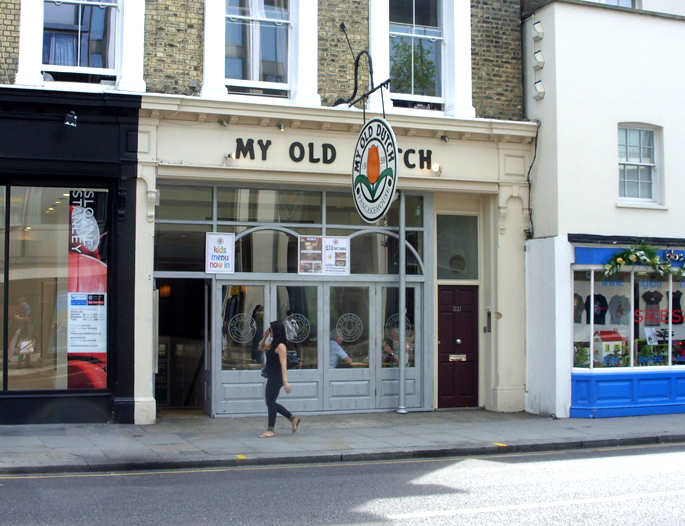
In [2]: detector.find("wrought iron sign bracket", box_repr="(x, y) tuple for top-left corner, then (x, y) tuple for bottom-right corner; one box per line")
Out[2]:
(333, 22), (390, 121)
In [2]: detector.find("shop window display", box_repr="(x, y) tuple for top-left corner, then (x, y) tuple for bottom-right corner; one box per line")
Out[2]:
(573, 269), (685, 369)
(2, 187), (109, 391)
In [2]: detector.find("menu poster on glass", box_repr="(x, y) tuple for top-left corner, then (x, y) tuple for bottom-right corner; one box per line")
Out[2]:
(299, 236), (350, 275)
(205, 232), (236, 273)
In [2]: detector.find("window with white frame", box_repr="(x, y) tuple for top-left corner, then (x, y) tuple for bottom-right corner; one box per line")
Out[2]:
(604, 0), (635, 7)
(618, 126), (657, 200)
(16, 0), (145, 91)
(389, 0), (443, 110)
(42, 0), (118, 82)
(224, 0), (290, 97)
(203, 0), (318, 104)
(573, 268), (685, 369)
(367, 1), (472, 117)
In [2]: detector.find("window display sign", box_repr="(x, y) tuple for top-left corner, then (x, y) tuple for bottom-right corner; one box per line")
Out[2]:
(68, 293), (107, 353)
(205, 233), (236, 273)
(68, 190), (108, 356)
(298, 236), (350, 275)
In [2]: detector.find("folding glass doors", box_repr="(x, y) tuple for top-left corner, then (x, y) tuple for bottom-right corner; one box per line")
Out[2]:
(213, 281), (421, 415)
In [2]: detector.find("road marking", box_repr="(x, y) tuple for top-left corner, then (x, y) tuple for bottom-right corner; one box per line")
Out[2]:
(1, 442), (683, 481)
(387, 489), (685, 520)
(493, 442), (507, 447)
(235, 455), (247, 460)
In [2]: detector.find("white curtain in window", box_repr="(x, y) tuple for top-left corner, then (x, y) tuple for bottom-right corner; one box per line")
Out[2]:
(50, 34), (77, 66)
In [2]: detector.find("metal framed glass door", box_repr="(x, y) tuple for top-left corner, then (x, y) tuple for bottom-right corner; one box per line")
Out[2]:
(214, 281), (323, 415)
(325, 285), (373, 411)
(377, 286), (421, 409)
(213, 280), (422, 415)
(275, 283), (322, 412)
(214, 282), (266, 414)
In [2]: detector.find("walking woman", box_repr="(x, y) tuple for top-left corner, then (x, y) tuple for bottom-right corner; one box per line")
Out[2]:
(257, 320), (301, 438)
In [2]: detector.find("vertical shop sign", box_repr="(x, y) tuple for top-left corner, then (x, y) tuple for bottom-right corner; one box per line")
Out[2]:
(298, 236), (350, 275)
(68, 190), (108, 356)
(205, 233), (236, 273)
(352, 117), (398, 223)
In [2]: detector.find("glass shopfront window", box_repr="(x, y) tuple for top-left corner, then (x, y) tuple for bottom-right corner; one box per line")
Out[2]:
(235, 228), (319, 274)
(381, 287), (415, 368)
(277, 285), (317, 369)
(573, 268), (685, 369)
(221, 284), (265, 371)
(330, 286), (369, 369)
(155, 185), (425, 276)
(326, 192), (423, 228)
(437, 215), (478, 280)
(2, 186), (109, 391)
(155, 223), (214, 272)
(217, 188), (322, 224)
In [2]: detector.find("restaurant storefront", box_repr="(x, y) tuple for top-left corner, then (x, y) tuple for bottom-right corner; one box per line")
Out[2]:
(137, 97), (538, 421)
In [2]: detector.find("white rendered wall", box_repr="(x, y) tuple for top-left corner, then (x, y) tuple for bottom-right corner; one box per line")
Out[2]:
(640, 0), (685, 16)
(525, 3), (685, 240)
(522, 2), (685, 417)
(525, 236), (573, 417)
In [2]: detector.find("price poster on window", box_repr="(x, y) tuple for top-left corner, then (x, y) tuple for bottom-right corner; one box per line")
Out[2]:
(67, 190), (108, 356)
(205, 233), (236, 273)
(68, 293), (107, 353)
(298, 236), (350, 275)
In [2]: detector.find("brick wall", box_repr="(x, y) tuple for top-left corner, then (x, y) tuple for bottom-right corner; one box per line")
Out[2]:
(317, 1), (524, 120)
(144, 0), (204, 95)
(471, 0), (525, 121)
(318, 0), (370, 107)
(0, 0), (20, 85)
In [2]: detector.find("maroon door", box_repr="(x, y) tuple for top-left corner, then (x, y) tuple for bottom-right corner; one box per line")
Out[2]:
(438, 285), (479, 408)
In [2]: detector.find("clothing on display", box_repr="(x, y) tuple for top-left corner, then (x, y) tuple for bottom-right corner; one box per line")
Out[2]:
(608, 295), (631, 325)
(573, 293), (585, 323)
(668, 290), (684, 324)
(585, 294), (608, 325)
(642, 290), (664, 327)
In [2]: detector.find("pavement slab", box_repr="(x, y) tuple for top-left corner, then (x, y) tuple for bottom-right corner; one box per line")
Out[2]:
(1, 409), (685, 475)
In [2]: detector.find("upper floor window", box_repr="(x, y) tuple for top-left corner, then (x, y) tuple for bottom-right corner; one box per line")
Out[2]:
(16, 0), (145, 91)
(224, 0), (290, 97)
(604, 0), (634, 6)
(619, 127), (656, 200)
(42, 0), (117, 82)
(203, 0), (319, 105)
(389, 0), (443, 110)
(368, 1), (473, 117)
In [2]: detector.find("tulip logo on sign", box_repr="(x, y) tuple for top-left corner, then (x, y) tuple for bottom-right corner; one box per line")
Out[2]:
(352, 118), (398, 223)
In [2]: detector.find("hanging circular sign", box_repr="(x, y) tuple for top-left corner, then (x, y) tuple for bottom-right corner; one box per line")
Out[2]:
(352, 117), (398, 223)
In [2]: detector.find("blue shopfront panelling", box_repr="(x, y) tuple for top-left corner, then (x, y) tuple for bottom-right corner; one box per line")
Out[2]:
(571, 371), (685, 417)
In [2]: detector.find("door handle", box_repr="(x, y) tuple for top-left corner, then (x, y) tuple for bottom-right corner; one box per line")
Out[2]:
(455, 339), (462, 344)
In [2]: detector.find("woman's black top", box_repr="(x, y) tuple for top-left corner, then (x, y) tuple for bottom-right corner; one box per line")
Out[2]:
(264, 347), (283, 381)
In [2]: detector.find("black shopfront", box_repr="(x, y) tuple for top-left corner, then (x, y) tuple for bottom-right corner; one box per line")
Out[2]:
(0, 88), (139, 424)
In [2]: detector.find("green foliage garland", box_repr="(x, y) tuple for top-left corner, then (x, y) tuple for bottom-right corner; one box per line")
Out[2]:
(602, 244), (683, 278)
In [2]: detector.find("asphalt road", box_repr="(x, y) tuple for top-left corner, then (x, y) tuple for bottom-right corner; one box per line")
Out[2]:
(2, 443), (685, 525)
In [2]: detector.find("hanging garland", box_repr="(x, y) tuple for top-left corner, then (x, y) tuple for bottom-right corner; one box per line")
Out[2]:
(602, 244), (683, 278)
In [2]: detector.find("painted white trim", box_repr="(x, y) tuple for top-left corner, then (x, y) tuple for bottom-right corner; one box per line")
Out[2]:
(15, 0), (146, 92)
(202, 0), (320, 106)
(118, 0), (147, 92)
(291, 0), (321, 106)
(15, 0), (45, 86)
(368, 0), (474, 118)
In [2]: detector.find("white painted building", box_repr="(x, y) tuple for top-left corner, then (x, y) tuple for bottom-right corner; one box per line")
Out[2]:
(523, 0), (685, 417)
